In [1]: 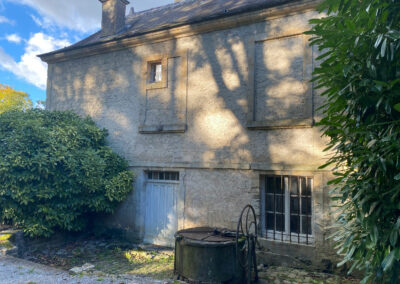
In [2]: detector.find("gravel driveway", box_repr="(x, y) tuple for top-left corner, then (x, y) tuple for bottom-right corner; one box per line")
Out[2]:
(0, 255), (169, 284)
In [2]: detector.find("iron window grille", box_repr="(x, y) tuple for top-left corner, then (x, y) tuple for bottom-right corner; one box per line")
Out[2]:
(147, 171), (179, 181)
(261, 175), (313, 244)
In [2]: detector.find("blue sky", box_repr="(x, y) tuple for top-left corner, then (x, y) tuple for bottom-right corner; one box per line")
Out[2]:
(0, 0), (173, 104)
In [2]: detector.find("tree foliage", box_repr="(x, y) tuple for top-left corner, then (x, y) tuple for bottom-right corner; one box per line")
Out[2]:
(307, 0), (400, 282)
(0, 84), (32, 114)
(0, 110), (134, 237)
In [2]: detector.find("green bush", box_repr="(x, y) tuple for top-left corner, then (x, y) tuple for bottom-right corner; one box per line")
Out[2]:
(307, 0), (400, 283)
(0, 109), (134, 237)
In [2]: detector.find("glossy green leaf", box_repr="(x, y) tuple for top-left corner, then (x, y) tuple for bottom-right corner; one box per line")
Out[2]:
(390, 230), (398, 246)
(382, 250), (395, 272)
(381, 38), (388, 58)
(307, 0), (400, 280)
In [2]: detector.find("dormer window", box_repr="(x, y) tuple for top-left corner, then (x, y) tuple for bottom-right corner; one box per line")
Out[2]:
(150, 62), (162, 83)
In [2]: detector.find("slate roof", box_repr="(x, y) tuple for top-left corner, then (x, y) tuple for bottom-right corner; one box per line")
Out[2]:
(41, 0), (300, 56)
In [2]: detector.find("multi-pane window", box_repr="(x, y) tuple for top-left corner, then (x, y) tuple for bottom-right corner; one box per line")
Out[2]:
(262, 175), (312, 244)
(150, 62), (162, 83)
(147, 171), (179, 181)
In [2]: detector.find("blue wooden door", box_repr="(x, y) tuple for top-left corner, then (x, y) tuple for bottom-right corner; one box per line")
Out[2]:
(144, 180), (178, 247)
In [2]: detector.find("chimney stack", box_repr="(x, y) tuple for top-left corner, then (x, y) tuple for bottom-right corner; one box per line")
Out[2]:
(99, 0), (129, 37)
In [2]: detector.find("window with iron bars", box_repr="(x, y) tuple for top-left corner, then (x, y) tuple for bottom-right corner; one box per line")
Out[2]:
(147, 171), (179, 181)
(261, 175), (313, 244)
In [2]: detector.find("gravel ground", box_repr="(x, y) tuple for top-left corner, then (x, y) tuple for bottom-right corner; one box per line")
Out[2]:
(0, 254), (359, 284)
(0, 255), (169, 284)
(1, 228), (358, 284)
(259, 265), (359, 284)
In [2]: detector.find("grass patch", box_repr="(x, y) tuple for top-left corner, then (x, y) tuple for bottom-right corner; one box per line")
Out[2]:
(20, 237), (175, 280)
(85, 248), (174, 279)
(124, 249), (174, 278)
(0, 233), (11, 241)
(0, 230), (18, 250)
(0, 233), (13, 249)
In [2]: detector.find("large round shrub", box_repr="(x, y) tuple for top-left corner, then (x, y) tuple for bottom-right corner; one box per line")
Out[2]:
(0, 109), (134, 237)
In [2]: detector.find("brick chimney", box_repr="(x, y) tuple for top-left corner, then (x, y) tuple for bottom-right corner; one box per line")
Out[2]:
(99, 0), (130, 37)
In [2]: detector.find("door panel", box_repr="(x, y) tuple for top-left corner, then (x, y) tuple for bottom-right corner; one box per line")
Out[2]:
(144, 181), (178, 247)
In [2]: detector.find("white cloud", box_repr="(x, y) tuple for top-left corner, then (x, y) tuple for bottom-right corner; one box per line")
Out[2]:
(5, 33), (22, 43)
(9, 0), (101, 33)
(0, 15), (14, 24)
(30, 14), (55, 30)
(30, 14), (44, 27)
(0, 33), (70, 89)
(0, 48), (15, 69)
(7, 0), (173, 33)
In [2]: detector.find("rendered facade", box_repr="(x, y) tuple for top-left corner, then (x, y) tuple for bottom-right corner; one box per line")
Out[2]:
(40, 0), (338, 270)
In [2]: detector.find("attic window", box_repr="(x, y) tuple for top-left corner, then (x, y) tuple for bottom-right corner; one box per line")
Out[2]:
(150, 62), (162, 83)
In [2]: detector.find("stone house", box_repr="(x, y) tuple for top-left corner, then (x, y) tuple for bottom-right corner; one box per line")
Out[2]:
(40, 0), (337, 270)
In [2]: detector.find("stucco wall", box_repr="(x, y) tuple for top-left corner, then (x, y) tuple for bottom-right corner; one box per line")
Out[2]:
(46, 10), (326, 170)
(46, 8), (337, 269)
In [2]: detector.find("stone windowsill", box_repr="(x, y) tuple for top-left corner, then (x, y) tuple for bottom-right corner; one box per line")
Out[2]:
(247, 118), (314, 130)
(139, 124), (187, 134)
